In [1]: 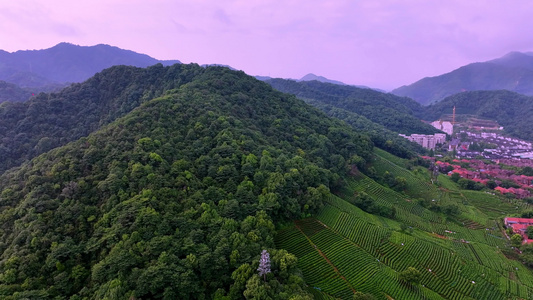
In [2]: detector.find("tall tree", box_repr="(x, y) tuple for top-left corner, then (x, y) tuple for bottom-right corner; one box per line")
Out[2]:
(257, 250), (271, 282)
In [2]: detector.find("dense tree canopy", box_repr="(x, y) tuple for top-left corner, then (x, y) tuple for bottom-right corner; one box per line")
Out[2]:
(399, 267), (421, 285)
(0, 67), (374, 298)
(266, 79), (439, 158)
(0, 63), (205, 173)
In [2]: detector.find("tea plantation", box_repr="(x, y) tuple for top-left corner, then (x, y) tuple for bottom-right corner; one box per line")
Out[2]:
(276, 149), (533, 299)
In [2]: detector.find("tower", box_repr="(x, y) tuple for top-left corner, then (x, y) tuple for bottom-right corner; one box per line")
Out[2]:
(452, 106), (456, 126)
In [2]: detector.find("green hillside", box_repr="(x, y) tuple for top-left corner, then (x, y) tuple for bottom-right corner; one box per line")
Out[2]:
(0, 67), (374, 298)
(276, 149), (533, 299)
(0, 81), (33, 103)
(0, 63), (204, 173)
(0, 64), (532, 299)
(266, 79), (438, 158)
(267, 79), (434, 135)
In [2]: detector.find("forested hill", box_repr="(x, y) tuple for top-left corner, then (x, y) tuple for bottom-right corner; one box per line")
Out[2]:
(267, 78), (437, 158)
(0, 63), (205, 173)
(422, 89), (533, 141)
(0, 43), (181, 88)
(0, 66), (374, 298)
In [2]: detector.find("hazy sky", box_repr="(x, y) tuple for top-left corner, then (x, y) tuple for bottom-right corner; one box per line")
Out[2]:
(2, 0), (533, 90)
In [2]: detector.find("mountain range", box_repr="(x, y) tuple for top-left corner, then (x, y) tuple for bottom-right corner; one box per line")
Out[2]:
(0, 42), (180, 91)
(299, 73), (347, 85)
(392, 51), (533, 105)
(266, 78), (437, 158)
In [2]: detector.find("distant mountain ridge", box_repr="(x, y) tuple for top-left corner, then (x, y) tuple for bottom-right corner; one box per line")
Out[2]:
(299, 73), (346, 85)
(256, 73), (383, 92)
(0, 42), (181, 88)
(392, 51), (533, 105)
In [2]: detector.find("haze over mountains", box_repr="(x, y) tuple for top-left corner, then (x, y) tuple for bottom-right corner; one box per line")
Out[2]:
(9, 43), (533, 107)
(2, 43), (375, 102)
(392, 51), (533, 105)
(0, 43), (180, 91)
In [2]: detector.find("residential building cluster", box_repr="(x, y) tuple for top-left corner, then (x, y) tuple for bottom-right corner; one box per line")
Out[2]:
(403, 115), (533, 158)
(496, 159), (533, 169)
(433, 158), (533, 199)
(458, 131), (533, 159)
(399, 133), (447, 150)
(495, 187), (531, 199)
(399, 119), (451, 150)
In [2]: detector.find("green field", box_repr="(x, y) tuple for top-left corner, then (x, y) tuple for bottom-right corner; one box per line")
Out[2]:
(275, 149), (533, 299)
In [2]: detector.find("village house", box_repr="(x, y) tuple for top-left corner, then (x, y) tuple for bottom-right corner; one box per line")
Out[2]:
(504, 217), (533, 244)
(495, 187), (531, 199)
(444, 156), (533, 198)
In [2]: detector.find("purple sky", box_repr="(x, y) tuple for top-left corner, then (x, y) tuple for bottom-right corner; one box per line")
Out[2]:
(2, 0), (533, 90)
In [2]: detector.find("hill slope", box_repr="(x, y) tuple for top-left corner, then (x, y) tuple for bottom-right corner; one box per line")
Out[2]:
(392, 52), (533, 105)
(0, 63), (204, 173)
(0, 43), (181, 88)
(267, 78), (438, 157)
(1, 64), (532, 300)
(0, 67), (374, 298)
(276, 148), (533, 299)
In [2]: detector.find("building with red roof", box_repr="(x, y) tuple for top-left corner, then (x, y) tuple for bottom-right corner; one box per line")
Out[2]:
(496, 187), (531, 199)
(505, 217), (533, 244)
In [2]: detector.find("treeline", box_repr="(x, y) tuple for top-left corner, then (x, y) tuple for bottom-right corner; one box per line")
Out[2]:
(0, 67), (373, 298)
(0, 81), (67, 103)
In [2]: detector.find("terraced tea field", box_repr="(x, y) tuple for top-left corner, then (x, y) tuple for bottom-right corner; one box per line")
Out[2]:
(276, 149), (533, 299)
(372, 148), (439, 199)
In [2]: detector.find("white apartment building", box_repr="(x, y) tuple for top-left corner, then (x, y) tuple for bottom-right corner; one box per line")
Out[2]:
(431, 120), (454, 135)
(399, 133), (446, 150)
